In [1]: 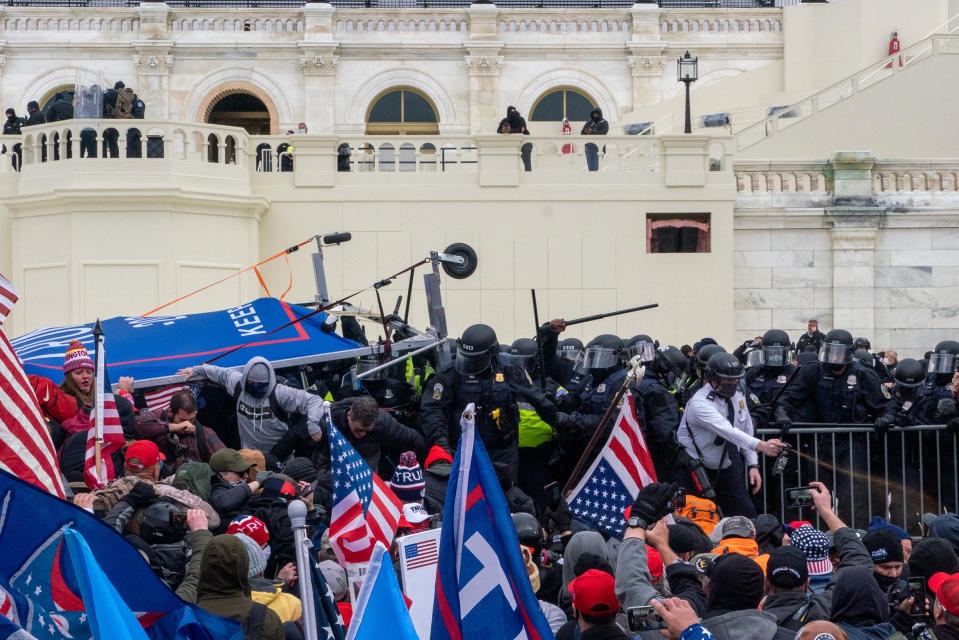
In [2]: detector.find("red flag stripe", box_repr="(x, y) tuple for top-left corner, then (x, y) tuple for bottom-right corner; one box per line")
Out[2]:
(0, 274), (17, 325)
(608, 438), (643, 490)
(0, 329), (65, 498)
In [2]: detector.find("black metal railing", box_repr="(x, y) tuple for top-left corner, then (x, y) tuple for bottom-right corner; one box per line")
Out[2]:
(0, 0), (779, 8)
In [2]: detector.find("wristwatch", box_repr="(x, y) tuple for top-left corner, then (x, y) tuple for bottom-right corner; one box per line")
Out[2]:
(627, 515), (647, 529)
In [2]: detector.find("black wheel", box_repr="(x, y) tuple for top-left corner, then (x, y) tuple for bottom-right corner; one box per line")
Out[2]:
(441, 242), (478, 279)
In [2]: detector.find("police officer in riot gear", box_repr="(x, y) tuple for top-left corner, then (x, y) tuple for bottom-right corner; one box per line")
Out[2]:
(683, 343), (727, 402)
(924, 340), (959, 415)
(630, 345), (687, 481)
(419, 324), (559, 481)
(775, 329), (895, 428)
(562, 334), (628, 431)
(626, 335), (657, 364)
(774, 329), (895, 523)
(744, 329), (797, 429)
(678, 352), (786, 517)
(890, 358), (929, 426)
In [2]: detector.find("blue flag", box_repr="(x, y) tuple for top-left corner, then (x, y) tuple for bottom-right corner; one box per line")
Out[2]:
(345, 543), (418, 640)
(431, 404), (555, 640)
(311, 559), (346, 640)
(0, 468), (242, 640)
(61, 528), (148, 640)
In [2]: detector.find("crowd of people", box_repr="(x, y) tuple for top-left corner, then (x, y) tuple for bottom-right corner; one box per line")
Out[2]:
(496, 105), (610, 171)
(2, 79), (148, 167)
(20, 312), (959, 640)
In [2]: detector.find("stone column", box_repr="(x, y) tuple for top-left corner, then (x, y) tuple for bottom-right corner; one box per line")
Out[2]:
(132, 43), (173, 119)
(299, 3), (338, 134)
(465, 3), (503, 134)
(825, 151), (883, 338)
(627, 3), (666, 110)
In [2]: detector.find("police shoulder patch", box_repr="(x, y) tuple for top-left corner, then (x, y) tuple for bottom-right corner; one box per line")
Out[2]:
(596, 383), (606, 394)
(776, 375), (788, 384)
(881, 386), (891, 399)
(432, 383), (444, 400)
(847, 375), (857, 386)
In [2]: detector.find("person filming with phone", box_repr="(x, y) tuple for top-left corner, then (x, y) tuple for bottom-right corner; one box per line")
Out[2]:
(677, 352), (787, 517)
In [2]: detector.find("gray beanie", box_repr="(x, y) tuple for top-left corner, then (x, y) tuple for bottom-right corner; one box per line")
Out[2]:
(233, 532), (268, 578)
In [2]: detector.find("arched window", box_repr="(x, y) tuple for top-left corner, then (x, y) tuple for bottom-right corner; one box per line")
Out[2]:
(366, 88), (439, 135)
(530, 88), (596, 122)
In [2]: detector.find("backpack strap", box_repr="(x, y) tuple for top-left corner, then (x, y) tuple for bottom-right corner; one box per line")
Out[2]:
(234, 380), (291, 426)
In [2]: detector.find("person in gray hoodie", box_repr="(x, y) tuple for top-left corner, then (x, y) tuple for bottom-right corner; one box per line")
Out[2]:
(179, 356), (328, 453)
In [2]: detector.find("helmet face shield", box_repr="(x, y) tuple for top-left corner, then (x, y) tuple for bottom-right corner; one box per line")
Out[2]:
(559, 346), (582, 362)
(746, 350), (763, 368)
(355, 358), (387, 381)
(928, 352), (957, 374)
(761, 344), (789, 368)
(894, 384), (918, 403)
(628, 342), (656, 363)
(712, 374), (742, 399)
(454, 348), (491, 376)
(580, 346), (620, 371)
(501, 353), (533, 372)
(819, 343), (851, 366)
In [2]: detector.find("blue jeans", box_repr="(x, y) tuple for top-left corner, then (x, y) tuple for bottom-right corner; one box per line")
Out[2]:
(585, 142), (599, 171)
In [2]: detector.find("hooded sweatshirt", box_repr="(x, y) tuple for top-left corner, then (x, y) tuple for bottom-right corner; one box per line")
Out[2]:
(560, 531), (610, 613)
(193, 356), (327, 452)
(196, 535), (284, 640)
(581, 108), (609, 135)
(830, 568), (897, 640)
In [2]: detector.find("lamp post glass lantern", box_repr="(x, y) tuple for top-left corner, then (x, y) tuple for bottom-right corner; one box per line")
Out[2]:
(677, 51), (698, 134)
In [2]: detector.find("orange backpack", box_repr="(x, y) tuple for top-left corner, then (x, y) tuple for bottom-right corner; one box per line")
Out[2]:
(676, 495), (721, 535)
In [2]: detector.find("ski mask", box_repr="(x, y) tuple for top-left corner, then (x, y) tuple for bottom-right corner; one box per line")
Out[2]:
(244, 363), (271, 398)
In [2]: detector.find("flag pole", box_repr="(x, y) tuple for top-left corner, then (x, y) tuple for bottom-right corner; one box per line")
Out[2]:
(561, 359), (644, 496)
(289, 500), (320, 640)
(92, 319), (104, 483)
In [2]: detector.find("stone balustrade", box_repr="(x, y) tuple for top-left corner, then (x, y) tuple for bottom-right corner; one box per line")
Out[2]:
(735, 160), (959, 196)
(659, 9), (781, 34)
(0, 120), (729, 188)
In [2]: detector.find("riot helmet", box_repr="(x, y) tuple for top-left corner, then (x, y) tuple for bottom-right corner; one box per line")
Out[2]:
(852, 350), (873, 365)
(575, 334), (624, 373)
(893, 358), (925, 402)
(504, 338), (538, 373)
(706, 352), (745, 399)
(558, 337), (584, 362)
(853, 337), (871, 351)
(354, 354), (387, 381)
(695, 344), (726, 379)
(928, 340), (959, 374)
(819, 329), (854, 370)
(653, 345), (689, 392)
(455, 324), (498, 376)
(626, 334), (656, 363)
(140, 502), (188, 545)
(760, 329), (791, 368)
(511, 512), (544, 556)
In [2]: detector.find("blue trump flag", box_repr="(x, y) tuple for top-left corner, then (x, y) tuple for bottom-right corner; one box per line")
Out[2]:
(0, 468), (242, 640)
(345, 543), (418, 640)
(431, 403), (555, 640)
(61, 528), (148, 640)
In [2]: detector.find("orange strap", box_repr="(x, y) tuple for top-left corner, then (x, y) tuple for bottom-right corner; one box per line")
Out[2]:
(140, 237), (313, 317)
(279, 253), (293, 301)
(253, 266), (272, 298)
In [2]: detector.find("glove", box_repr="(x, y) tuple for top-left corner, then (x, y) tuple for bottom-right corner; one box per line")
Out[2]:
(675, 448), (698, 471)
(773, 405), (793, 434)
(629, 482), (679, 529)
(120, 482), (157, 509)
(544, 499), (572, 533)
(948, 416), (959, 434)
(874, 414), (894, 432)
(894, 411), (912, 427)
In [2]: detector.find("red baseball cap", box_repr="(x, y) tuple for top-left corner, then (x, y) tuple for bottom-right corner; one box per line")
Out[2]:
(425, 446), (453, 469)
(227, 515), (270, 547)
(125, 440), (165, 469)
(929, 572), (959, 616)
(568, 569), (619, 615)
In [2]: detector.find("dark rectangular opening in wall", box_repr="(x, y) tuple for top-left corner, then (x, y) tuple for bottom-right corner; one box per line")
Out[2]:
(647, 213), (711, 253)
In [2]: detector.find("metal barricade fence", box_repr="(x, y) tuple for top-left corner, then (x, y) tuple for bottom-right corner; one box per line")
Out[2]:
(753, 424), (955, 535)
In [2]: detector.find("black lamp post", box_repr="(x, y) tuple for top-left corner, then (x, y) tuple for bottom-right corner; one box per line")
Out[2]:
(677, 51), (698, 134)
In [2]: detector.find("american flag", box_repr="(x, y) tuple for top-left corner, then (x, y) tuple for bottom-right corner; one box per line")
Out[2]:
(327, 413), (403, 566)
(84, 335), (126, 490)
(0, 273), (17, 326)
(0, 283), (65, 499)
(403, 538), (438, 570)
(144, 384), (186, 413)
(567, 394), (658, 538)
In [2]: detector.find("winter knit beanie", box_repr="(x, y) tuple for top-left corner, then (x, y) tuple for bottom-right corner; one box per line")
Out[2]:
(63, 340), (94, 374)
(389, 451), (425, 502)
(233, 532), (268, 578)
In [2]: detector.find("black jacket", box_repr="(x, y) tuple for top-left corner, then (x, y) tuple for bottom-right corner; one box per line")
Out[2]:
(796, 331), (825, 354)
(761, 591), (830, 631)
(581, 109), (609, 135)
(208, 476), (254, 531)
(3, 116), (22, 135)
(498, 108), (530, 135)
(24, 110), (45, 127)
(249, 494), (322, 577)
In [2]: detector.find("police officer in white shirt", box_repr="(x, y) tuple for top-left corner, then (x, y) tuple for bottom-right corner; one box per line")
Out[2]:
(678, 351), (787, 517)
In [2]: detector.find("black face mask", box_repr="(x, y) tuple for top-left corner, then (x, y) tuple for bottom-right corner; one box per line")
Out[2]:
(591, 114), (601, 122)
(875, 572), (900, 593)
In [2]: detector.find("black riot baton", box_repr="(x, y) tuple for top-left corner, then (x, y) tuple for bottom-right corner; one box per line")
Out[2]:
(531, 289), (546, 392)
(563, 303), (659, 327)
